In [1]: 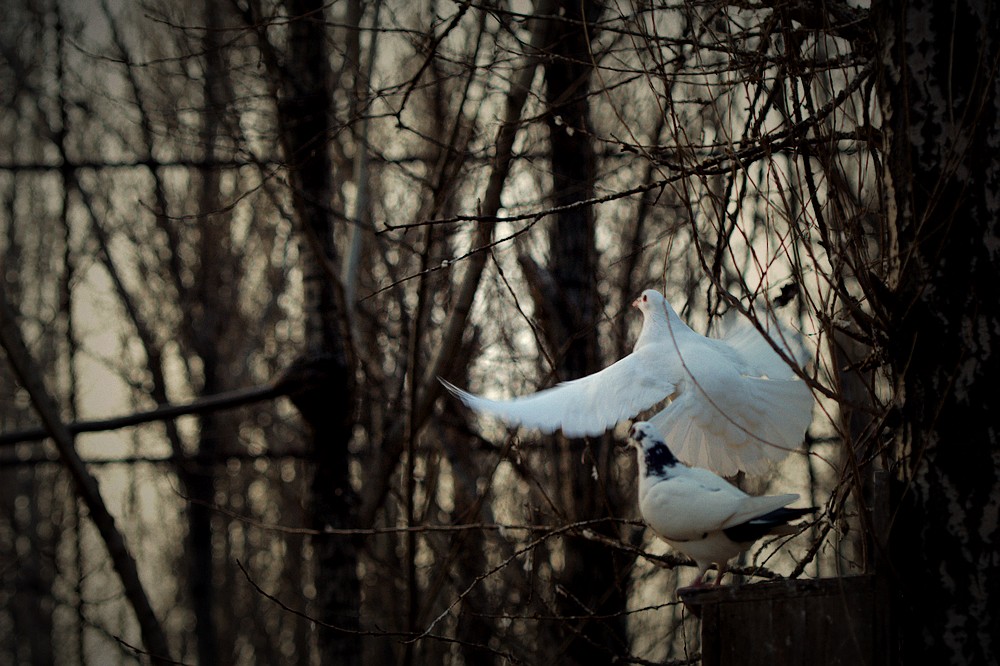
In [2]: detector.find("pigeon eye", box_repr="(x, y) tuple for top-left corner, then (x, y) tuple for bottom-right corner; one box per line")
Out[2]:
(642, 294), (647, 302)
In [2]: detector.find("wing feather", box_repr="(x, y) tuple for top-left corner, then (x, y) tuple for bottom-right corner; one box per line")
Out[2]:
(440, 347), (677, 438)
(649, 374), (813, 476)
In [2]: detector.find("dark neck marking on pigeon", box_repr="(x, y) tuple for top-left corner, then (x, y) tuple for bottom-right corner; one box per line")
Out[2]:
(644, 441), (679, 478)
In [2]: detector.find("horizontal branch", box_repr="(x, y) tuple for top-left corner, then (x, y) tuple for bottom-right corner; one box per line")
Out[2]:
(0, 382), (285, 448)
(0, 158), (284, 172)
(0, 449), (311, 467)
(0, 147), (638, 175)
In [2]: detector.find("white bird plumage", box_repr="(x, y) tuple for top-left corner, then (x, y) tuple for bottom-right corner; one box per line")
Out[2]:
(626, 421), (814, 587)
(441, 288), (814, 476)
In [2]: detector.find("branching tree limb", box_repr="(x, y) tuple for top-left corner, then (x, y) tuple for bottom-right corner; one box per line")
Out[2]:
(0, 286), (174, 665)
(359, 0), (560, 527)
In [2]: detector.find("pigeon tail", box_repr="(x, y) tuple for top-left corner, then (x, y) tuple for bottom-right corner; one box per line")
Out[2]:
(722, 506), (815, 543)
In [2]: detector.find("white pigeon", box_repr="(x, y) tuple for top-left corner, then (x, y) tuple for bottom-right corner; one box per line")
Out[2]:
(441, 288), (814, 476)
(626, 421), (814, 587)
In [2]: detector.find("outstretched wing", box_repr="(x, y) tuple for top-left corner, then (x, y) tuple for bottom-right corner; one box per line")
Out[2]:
(441, 348), (678, 438)
(649, 373), (814, 477)
(721, 310), (812, 379)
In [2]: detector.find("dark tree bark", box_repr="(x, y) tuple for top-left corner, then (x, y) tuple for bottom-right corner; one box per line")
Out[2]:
(276, 1), (361, 663)
(184, 5), (232, 663)
(876, 0), (1000, 662)
(535, 1), (629, 661)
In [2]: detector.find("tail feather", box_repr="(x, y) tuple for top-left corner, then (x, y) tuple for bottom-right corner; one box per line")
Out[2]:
(722, 506), (816, 543)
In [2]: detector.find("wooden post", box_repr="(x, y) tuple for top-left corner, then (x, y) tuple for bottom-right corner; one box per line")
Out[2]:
(679, 475), (891, 665)
(681, 576), (877, 666)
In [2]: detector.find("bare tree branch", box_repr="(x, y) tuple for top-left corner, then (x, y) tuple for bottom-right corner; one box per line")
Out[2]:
(0, 286), (174, 665)
(358, 0), (559, 526)
(0, 382), (285, 448)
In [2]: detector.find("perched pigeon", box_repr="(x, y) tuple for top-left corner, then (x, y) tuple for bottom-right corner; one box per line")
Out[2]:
(441, 288), (813, 476)
(626, 421), (814, 587)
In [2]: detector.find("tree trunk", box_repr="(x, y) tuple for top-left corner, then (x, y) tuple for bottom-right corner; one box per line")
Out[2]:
(537, 1), (629, 661)
(278, 1), (360, 663)
(185, 5), (231, 662)
(876, 1), (1000, 662)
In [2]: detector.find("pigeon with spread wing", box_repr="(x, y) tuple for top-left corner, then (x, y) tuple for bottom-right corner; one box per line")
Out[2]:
(441, 289), (814, 476)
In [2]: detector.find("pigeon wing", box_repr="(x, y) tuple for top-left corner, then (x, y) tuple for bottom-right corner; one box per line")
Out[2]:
(631, 310), (815, 477)
(722, 505), (815, 542)
(641, 474), (798, 540)
(440, 347), (677, 438)
(649, 374), (813, 477)
(717, 493), (801, 530)
(639, 475), (750, 540)
(722, 311), (812, 379)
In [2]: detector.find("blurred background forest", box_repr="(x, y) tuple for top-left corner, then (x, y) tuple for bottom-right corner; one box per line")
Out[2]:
(3, 0), (994, 664)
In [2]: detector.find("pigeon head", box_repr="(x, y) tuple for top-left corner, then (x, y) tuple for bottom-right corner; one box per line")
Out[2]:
(629, 421), (680, 477)
(630, 289), (686, 347)
(631, 289), (666, 314)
